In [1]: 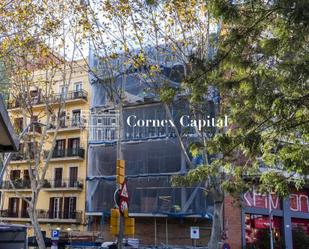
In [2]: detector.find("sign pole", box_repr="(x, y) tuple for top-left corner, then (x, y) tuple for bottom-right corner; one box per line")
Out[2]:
(269, 193), (274, 249)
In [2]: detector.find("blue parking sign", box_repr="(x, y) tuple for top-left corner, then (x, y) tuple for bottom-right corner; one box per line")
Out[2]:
(51, 229), (60, 240)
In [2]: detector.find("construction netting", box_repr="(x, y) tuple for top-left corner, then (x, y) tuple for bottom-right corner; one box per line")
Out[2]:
(86, 46), (219, 218)
(87, 174), (214, 216)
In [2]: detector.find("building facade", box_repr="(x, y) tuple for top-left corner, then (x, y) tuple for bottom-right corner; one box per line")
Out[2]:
(0, 58), (90, 239)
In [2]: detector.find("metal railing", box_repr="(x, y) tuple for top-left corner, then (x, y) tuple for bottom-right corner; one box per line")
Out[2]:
(7, 89), (88, 109)
(0, 178), (83, 190)
(0, 209), (82, 222)
(44, 147), (85, 159)
(48, 119), (84, 130)
(36, 209), (82, 222)
(0, 179), (31, 189)
(0, 209), (29, 218)
(10, 152), (34, 161)
(43, 178), (83, 189)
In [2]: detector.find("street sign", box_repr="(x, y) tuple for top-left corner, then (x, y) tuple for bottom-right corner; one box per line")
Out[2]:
(51, 229), (60, 240)
(120, 182), (128, 199)
(190, 226), (200, 239)
(120, 199), (128, 214)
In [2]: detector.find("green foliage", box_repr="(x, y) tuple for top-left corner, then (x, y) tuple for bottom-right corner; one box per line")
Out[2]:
(173, 0), (309, 196)
(159, 85), (177, 103)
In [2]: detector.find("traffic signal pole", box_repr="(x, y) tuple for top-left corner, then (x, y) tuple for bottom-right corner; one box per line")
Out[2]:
(112, 104), (135, 248)
(116, 104), (124, 249)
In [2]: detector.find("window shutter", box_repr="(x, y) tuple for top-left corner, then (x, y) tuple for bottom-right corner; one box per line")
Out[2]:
(49, 198), (54, 218)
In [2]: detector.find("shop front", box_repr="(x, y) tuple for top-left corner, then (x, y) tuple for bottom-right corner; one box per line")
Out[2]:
(242, 190), (309, 249)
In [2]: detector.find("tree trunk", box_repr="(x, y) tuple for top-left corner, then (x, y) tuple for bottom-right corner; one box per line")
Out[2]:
(28, 207), (46, 249)
(208, 192), (224, 249)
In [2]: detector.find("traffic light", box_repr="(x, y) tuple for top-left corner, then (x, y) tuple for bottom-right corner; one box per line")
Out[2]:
(124, 217), (135, 235)
(110, 208), (120, 235)
(116, 159), (125, 184)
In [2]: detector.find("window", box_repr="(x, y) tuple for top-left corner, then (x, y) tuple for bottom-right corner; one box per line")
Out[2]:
(59, 111), (66, 128)
(68, 138), (80, 156)
(21, 197), (31, 218)
(64, 197), (76, 219)
(8, 198), (19, 217)
(31, 116), (41, 133)
(14, 118), (23, 133)
(54, 168), (63, 187)
(10, 170), (20, 180)
(74, 82), (82, 92)
(55, 140), (65, 157)
(72, 110), (81, 127)
(59, 85), (68, 99)
(23, 170), (30, 188)
(49, 197), (63, 219)
(30, 89), (41, 104)
(23, 170), (29, 181)
(69, 167), (78, 187)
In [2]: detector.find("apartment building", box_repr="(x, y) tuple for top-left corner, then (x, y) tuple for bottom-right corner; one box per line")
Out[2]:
(0, 58), (90, 238)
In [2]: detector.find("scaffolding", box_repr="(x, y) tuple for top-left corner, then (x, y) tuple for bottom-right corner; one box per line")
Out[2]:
(86, 47), (218, 219)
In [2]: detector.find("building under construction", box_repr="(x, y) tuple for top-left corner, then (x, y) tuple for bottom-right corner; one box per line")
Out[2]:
(85, 48), (217, 245)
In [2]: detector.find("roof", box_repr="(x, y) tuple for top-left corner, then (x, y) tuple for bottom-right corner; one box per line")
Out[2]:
(0, 94), (19, 152)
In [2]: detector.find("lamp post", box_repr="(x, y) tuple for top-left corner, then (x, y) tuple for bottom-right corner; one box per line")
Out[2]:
(67, 227), (72, 245)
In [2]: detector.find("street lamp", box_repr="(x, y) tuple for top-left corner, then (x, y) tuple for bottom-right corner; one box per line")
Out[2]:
(67, 227), (72, 245)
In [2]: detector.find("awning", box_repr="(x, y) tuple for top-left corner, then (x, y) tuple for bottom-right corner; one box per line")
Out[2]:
(0, 94), (19, 152)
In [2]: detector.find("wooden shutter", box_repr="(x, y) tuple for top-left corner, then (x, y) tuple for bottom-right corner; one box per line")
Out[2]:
(64, 197), (69, 219)
(49, 198), (54, 218)
(59, 197), (63, 218)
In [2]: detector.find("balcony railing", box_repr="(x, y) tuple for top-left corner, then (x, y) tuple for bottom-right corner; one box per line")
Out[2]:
(0, 210), (29, 218)
(0, 179), (31, 190)
(11, 152), (34, 161)
(48, 119), (84, 131)
(0, 209), (82, 222)
(43, 178), (83, 189)
(7, 89), (88, 109)
(36, 209), (82, 222)
(44, 148), (85, 159)
(54, 90), (87, 102)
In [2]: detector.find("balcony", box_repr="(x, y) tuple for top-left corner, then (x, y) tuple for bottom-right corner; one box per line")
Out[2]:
(0, 210), (29, 219)
(37, 210), (82, 223)
(0, 179), (31, 191)
(43, 178), (83, 191)
(10, 152), (35, 163)
(44, 148), (85, 161)
(54, 90), (88, 102)
(47, 119), (84, 133)
(0, 209), (82, 223)
(7, 89), (88, 110)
